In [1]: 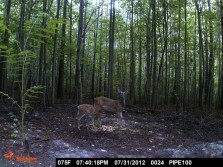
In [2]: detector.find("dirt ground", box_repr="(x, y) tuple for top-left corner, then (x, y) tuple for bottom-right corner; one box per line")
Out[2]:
(0, 101), (223, 167)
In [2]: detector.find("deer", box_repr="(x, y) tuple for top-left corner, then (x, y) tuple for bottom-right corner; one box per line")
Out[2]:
(76, 104), (101, 130)
(93, 89), (127, 127)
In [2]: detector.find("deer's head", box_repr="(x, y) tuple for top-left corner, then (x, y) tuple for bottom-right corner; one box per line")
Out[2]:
(117, 89), (128, 106)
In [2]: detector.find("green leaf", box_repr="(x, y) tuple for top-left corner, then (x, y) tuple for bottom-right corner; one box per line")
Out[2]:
(30, 38), (45, 43)
(36, 33), (51, 39)
(0, 45), (7, 49)
(41, 28), (55, 35)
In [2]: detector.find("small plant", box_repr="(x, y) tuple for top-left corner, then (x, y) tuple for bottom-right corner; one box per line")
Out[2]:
(0, 85), (43, 142)
(0, 14), (46, 144)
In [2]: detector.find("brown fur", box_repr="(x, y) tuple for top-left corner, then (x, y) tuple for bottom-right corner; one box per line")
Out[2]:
(76, 104), (100, 130)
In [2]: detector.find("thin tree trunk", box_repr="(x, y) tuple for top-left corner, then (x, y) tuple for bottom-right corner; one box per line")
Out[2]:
(69, 0), (73, 98)
(81, 0), (87, 92)
(195, 0), (204, 110)
(137, 11), (142, 103)
(220, 0), (223, 109)
(151, 0), (157, 108)
(76, 0), (84, 104)
(16, 0), (26, 102)
(129, 0), (135, 105)
(146, 4), (151, 105)
(207, 0), (214, 110)
(0, 0), (11, 92)
(176, 1), (181, 111)
(98, 0), (104, 94)
(122, 12), (129, 90)
(191, 9), (197, 107)
(164, 1), (169, 107)
(108, 0), (115, 98)
(42, 0), (48, 106)
(183, 0), (188, 111)
(57, 0), (67, 98)
(157, 0), (168, 105)
(38, 0), (47, 85)
(92, 0), (99, 98)
(52, 0), (60, 104)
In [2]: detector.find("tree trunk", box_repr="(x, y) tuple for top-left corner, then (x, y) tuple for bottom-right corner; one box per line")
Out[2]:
(195, 0), (204, 110)
(137, 11), (142, 103)
(0, 0), (11, 92)
(129, 0), (135, 105)
(57, 0), (67, 98)
(220, 0), (223, 109)
(98, 0), (104, 94)
(164, 1), (169, 107)
(16, 0), (25, 102)
(206, 0), (214, 110)
(145, 4), (151, 105)
(69, 0), (73, 98)
(176, 1), (181, 111)
(183, 0), (188, 110)
(92, 0), (99, 98)
(108, 0), (115, 98)
(38, 0), (48, 85)
(151, 0), (157, 108)
(52, 0), (60, 103)
(76, 0), (84, 104)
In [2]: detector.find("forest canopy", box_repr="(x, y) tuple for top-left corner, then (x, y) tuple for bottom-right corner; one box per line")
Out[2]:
(0, 0), (223, 112)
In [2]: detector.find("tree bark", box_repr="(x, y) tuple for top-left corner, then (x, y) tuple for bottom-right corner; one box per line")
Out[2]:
(176, 1), (181, 111)
(151, 0), (157, 108)
(220, 0), (223, 109)
(137, 11), (142, 103)
(76, 0), (84, 104)
(195, 0), (204, 109)
(92, 0), (99, 98)
(69, 0), (73, 98)
(183, 0), (188, 111)
(52, 0), (60, 103)
(108, 0), (115, 98)
(57, 0), (67, 98)
(145, 4), (151, 105)
(129, 0), (135, 105)
(0, 0), (11, 92)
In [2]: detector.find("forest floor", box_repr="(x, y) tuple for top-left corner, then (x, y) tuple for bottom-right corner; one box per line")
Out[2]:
(0, 100), (223, 167)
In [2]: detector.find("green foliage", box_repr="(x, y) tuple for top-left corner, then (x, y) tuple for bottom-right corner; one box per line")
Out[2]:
(0, 10), (48, 142)
(24, 85), (44, 105)
(0, 84), (43, 140)
(0, 45), (7, 49)
(0, 22), (8, 32)
(1, 0), (222, 110)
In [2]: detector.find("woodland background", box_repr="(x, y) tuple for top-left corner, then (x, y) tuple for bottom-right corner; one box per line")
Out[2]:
(0, 0), (223, 116)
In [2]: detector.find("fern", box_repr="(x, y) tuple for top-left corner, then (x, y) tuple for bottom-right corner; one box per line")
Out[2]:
(0, 84), (43, 141)
(0, 16), (45, 144)
(1, 8), (61, 144)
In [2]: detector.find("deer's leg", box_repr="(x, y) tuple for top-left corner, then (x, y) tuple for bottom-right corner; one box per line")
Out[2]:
(95, 107), (102, 127)
(92, 113), (101, 128)
(117, 111), (124, 127)
(98, 118), (102, 127)
(76, 113), (86, 131)
(92, 116), (95, 127)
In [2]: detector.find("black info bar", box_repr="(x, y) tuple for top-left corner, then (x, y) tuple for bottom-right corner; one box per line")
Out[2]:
(56, 158), (222, 166)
